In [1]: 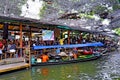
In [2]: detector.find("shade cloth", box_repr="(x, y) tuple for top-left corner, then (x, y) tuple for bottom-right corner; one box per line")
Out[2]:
(33, 42), (104, 50)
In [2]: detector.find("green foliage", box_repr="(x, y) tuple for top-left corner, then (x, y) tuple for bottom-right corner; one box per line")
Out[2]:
(93, 5), (107, 14)
(20, 0), (27, 4)
(39, 3), (47, 18)
(79, 13), (95, 19)
(113, 4), (120, 10)
(89, 10), (95, 16)
(114, 28), (120, 35)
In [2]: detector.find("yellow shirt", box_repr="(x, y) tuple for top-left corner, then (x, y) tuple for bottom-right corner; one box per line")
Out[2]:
(59, 39), (64, 45)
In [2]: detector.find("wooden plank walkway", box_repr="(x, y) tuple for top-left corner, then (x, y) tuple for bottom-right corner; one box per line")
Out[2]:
(0, 57), (29, 73)
(0, 62), (29, 73)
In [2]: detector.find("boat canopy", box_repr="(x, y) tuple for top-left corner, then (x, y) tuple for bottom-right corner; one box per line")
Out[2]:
(33, 42), (104, 50)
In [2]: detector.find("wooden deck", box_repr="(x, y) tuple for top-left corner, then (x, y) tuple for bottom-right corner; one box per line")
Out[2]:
(0, 62), (29, 73)
(0, 57), (29, 73)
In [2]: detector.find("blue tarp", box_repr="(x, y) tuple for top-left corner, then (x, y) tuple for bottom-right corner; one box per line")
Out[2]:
(33, 42), (104, 50)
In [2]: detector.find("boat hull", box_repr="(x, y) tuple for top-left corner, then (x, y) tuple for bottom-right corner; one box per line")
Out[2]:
(32, 55), (101, 66)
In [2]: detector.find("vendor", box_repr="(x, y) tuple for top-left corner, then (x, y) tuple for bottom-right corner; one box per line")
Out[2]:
(41, 52), (49, 62)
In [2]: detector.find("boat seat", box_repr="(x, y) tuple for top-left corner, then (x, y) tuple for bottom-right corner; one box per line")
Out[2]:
(54, 55), (62, 61)
(49, 55), (54, 60)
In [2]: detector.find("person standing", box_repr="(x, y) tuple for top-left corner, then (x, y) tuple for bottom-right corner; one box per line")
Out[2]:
(0, 40), (4, 60)
(59, 38), (64, 45)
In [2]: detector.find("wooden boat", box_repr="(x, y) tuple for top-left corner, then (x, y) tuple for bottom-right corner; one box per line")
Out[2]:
(31, 53), (101, 66)
(31, 42), (104, 66)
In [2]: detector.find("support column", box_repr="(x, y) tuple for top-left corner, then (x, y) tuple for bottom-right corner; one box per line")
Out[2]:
(3, 23), (8, 39)
(29, 26), (31, 68)
(79, 32), (82, 43)
(20, 23), (23, 57)
(29, 26), (32, 39)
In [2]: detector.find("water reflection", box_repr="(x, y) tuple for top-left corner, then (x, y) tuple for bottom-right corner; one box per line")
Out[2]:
(1, 51), (120, 80)
(31, 62), (97, 80)
(0, 70), (32, 80)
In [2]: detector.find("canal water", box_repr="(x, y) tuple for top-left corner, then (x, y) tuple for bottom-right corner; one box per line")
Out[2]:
(0, 50), (120, 80)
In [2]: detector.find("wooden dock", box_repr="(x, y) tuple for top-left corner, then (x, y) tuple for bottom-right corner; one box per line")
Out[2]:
(0, 62), (29, 73)
(0, 58), (29, 73)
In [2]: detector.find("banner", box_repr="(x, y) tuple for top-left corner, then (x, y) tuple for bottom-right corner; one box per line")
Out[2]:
(42, 30), (54, 41)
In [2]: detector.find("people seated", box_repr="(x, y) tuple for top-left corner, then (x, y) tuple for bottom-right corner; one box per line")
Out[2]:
(41, 52), (49, 62)
(8, 40), (16, 53)
(68, 51), (73, 60)
(0, 41), (4, 60)
(73, 52), (77, 60)
(83, 47), (93, 55)
(68, 51), (78, 60)
(58, 51), (68, 56)
(56, 48), (61, 54)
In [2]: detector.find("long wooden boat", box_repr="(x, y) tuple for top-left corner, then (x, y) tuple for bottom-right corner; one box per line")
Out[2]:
(31, 42), (104, 66)
(31, 53), (102, 66)
(32, 42), (104, 66)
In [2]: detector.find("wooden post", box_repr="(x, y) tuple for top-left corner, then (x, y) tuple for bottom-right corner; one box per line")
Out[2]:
(80, 32), (82, 43)
(30, 26), (32, 39)
(28, 40), (31, 68)
(19, 23), (23, 57)
(20, 23), (23, 48)
(3, 23), (8, 39)
(29, 26), (31, 68)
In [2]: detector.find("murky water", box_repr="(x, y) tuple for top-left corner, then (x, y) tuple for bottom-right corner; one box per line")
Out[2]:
(0, 51), (120, 80)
